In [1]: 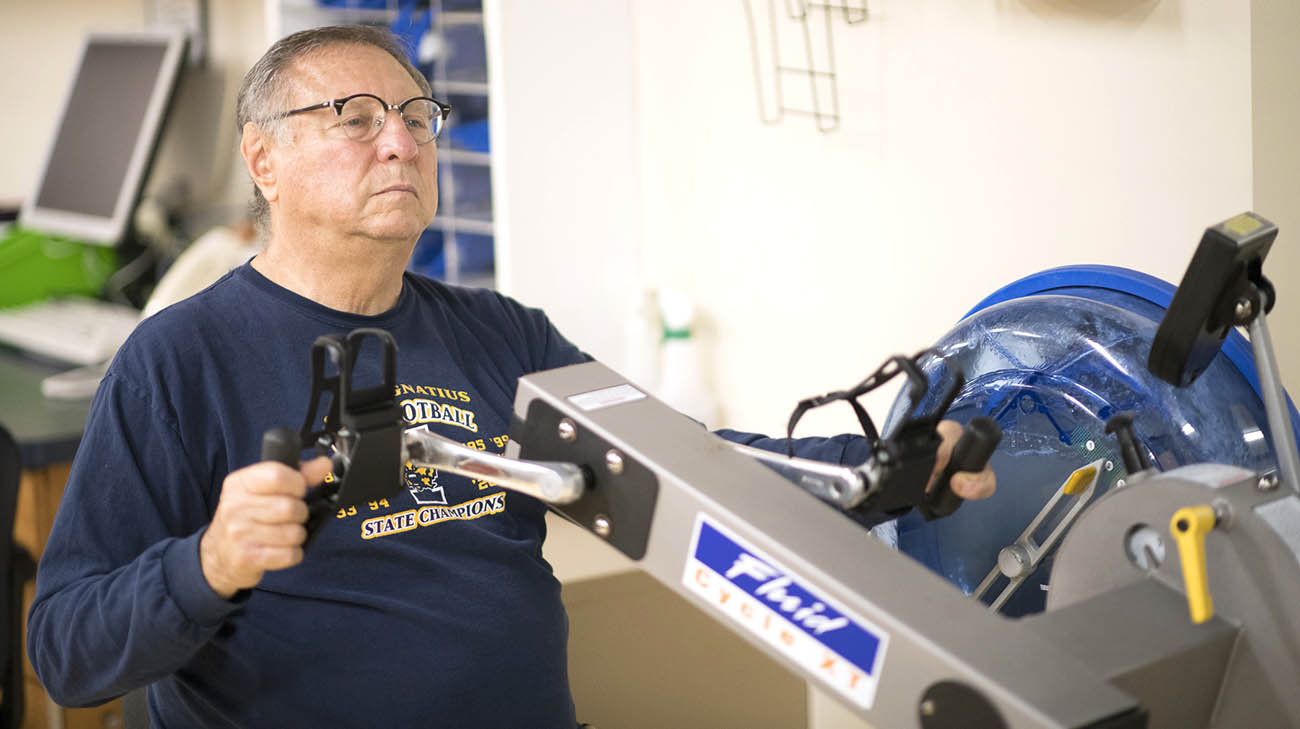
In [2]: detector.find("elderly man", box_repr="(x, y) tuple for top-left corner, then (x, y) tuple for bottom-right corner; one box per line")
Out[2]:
(28, 24), (993, 729)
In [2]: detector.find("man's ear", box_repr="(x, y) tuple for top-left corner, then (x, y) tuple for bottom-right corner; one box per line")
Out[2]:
(240, 121), (279, 203)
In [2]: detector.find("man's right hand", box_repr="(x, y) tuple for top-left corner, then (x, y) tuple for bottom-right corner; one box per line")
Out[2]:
(200, 456), (333, 598)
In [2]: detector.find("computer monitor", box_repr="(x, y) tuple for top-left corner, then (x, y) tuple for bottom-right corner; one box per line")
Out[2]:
(18, 30), (187, 246)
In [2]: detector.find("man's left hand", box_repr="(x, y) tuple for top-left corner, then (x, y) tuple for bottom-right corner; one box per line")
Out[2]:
(926, 419), (997, 500)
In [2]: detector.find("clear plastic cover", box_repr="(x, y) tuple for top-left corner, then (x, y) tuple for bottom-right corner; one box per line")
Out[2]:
(885, 291), (1280, 616)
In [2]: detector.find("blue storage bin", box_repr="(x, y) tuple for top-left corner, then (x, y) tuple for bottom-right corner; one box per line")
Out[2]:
(442, 164), (492, 222)
(316, 0), (389, 8)
(448, 118), (490, 154)
(443, 18), (486, 84)
(445, 93), (489, 150)
(408, 227), (446, 280)
(456, 232), (494, 276)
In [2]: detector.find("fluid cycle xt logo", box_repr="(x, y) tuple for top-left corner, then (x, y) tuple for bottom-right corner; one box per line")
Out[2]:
(683, 516), (889, 710)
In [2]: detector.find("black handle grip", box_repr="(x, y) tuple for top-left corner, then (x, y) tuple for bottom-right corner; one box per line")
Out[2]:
(1105, 412), (1150, 473)
(262, 427), (333, 548)
(261, 427), (301, 468)
(922, 416), (1001, 521)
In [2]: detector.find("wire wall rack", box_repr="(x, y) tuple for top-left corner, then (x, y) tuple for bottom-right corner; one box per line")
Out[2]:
(743, 0), (868, 133)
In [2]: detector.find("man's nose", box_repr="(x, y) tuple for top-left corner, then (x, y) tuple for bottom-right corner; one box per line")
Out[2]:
(374, 110), (419, 161)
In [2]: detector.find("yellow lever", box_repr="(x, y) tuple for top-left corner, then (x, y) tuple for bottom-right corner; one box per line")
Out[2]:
(1062, 464), (1098, 496)
(1170, 505), (1217, 624)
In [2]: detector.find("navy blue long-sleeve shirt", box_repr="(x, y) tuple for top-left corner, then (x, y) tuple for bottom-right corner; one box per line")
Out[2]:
(28, 264), (868, 728)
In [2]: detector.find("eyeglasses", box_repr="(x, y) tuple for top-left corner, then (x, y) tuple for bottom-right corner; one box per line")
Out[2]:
(277, 93), (452, 145)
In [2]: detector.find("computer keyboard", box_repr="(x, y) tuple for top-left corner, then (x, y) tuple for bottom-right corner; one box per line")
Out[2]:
(0, 297), (141, 366)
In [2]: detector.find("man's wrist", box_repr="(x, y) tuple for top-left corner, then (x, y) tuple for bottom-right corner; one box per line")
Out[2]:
(164, 531), (246, 627)
(198, 529), (240, 599)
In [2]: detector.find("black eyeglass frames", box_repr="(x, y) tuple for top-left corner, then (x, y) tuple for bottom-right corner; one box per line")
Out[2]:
(277, 93), (452, 145)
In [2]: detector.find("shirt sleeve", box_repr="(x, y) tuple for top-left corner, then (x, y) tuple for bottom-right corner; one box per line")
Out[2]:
(712, 428), (871, 465)
(26, 369), (243, 707)
(491, 291), (592, 373)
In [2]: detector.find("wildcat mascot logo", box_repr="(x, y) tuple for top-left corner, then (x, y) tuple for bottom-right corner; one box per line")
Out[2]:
(404, 463), (447, 505)
(402, 425), (449, 505)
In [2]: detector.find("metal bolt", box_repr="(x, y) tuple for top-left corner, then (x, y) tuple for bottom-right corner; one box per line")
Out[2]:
(593, 514), (612, 537)
(1258, 473), (1280, 492)
(1212, 498), (1233, 530)
(557, 418), (577, 442)
(1235, 298), (1254, 323)
(919, 699), (936, 717)
(605, 449), (625, 475)
(998, 544), (1031, 579)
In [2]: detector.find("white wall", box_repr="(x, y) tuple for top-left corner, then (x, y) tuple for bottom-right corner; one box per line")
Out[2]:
(487, 0), (644, 368)
(494, 0), (1267, 442)
(631, 0), (1256, 437)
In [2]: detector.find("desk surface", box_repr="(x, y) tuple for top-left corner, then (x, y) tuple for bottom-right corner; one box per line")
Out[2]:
(0, 349), (89, 468)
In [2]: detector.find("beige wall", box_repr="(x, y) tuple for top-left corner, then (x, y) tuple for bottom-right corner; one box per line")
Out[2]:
(1252, 0), (1300, 406)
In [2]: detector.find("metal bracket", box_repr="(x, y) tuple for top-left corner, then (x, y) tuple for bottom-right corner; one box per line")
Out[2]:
(973, 459), (1102, 611)
(298, 328), (405, 507)
(510, 397), (660, 560)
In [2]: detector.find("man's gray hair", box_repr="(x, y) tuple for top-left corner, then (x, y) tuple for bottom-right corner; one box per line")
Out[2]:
(236, 25), (433, 233)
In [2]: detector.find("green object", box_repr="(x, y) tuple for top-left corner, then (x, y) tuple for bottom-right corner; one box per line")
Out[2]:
(0, 227), (117, 308)
(662, 326), (691, 340)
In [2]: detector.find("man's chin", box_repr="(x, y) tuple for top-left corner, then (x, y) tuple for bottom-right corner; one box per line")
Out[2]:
(360, 216), (435, 244)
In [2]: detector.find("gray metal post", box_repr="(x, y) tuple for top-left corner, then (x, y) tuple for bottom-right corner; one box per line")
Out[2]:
(1248, 312), (1300, 494)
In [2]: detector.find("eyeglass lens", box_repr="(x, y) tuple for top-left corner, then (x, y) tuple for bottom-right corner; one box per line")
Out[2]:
(339, 97), (442, 143)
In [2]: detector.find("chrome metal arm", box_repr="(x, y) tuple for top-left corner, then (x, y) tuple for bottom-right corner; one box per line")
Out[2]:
(402, 425), (588, 504)
(727, 441), (869, 508)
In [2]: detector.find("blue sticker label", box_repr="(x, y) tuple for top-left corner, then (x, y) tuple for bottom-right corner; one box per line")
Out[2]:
(682, 516), (888, 709)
